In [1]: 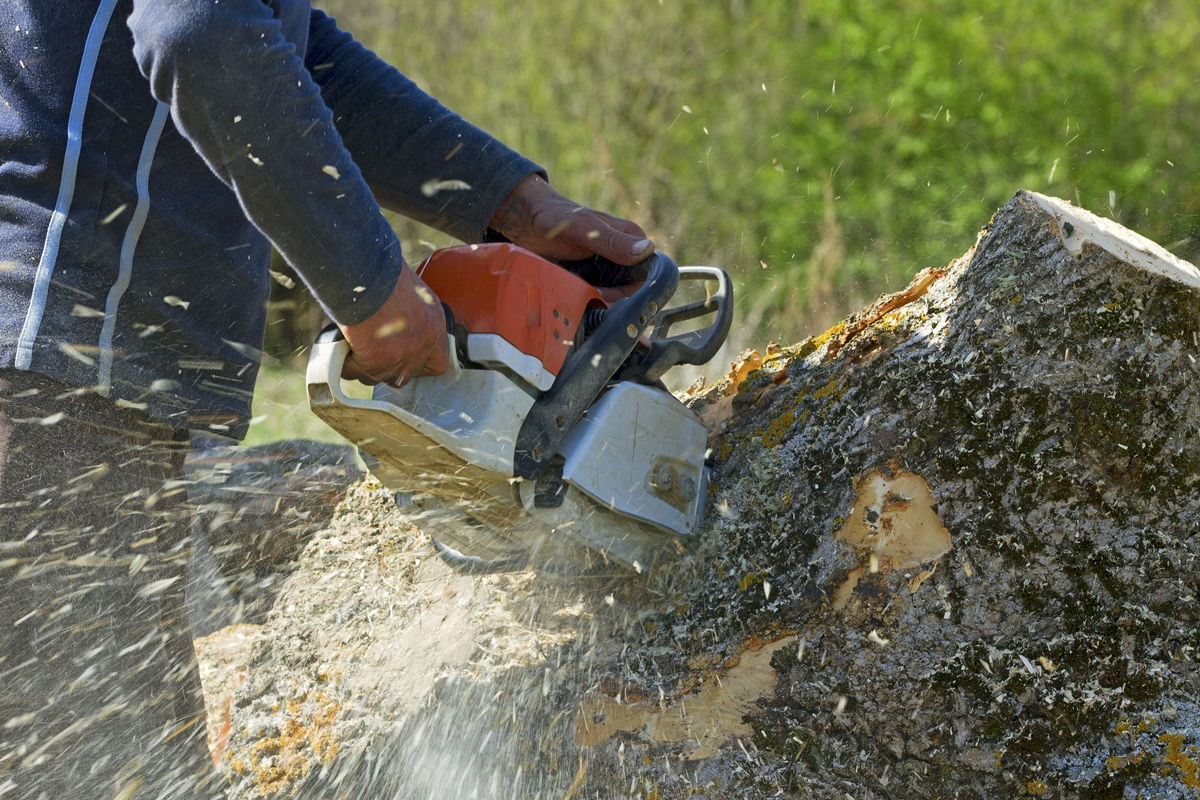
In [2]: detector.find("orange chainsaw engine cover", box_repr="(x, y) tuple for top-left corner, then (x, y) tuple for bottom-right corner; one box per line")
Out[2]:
(414, 243), (607, 378)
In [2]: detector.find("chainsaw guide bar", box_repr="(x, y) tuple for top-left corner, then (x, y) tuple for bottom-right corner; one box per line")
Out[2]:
(308, 243), (732, 576)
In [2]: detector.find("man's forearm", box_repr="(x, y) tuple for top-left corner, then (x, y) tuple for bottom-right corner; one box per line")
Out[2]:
(305, 10), (545, 244)
(129, 0), (402, 326)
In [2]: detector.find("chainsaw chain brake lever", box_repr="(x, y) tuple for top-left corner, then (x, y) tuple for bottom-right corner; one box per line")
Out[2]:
(615, 266), (733, 386)
(512, 252), (680, 481)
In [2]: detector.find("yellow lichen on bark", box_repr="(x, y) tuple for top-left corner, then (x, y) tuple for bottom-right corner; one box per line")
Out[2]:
(230, 691), (342, 796)
(1159, 733), (1200, 789)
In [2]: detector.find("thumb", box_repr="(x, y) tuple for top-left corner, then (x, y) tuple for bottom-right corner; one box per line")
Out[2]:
(589, 223), (655, 267)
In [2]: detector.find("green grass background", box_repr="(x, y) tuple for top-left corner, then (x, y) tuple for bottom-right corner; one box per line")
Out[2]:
(242, 366), (371, 447)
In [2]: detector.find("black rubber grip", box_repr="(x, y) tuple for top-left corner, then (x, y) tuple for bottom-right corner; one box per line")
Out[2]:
(555, 253), (651, 288)
(482, 227), (649, 288)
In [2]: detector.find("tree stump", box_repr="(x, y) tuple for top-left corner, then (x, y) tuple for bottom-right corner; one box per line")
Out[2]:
(215, 191), (1200, 799)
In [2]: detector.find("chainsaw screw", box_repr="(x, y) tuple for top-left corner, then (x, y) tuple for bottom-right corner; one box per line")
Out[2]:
(531, 447), (543, 460)
(626, 323), (638, 338)
(554, 415), (566, 430)
(654, 463), (673, 490)
(648, 301), (658, 315)
(681, 476), (697, 502)
(639, 314), (648, 326)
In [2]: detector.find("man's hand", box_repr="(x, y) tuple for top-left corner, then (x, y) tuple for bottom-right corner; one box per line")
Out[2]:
(489, 174), (654, 267)
(339, 264), (450, 387)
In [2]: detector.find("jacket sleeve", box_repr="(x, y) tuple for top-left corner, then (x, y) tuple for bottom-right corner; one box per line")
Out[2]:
(305, 10), (544, 244)
(128, 1), (410, 325)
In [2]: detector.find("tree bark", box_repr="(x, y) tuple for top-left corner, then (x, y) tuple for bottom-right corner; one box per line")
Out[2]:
(212, 191), (1200, 799)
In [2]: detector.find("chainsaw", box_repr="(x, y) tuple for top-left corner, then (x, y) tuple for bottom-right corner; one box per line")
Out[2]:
(306, 243), (732, 575)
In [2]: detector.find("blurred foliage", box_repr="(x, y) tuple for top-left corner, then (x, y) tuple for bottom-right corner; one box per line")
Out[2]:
(243, 363), (370, 447)
(286, 0), (1200, 352)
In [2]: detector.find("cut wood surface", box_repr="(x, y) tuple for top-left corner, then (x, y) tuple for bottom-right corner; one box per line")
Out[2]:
(203, 191), (1200, 799)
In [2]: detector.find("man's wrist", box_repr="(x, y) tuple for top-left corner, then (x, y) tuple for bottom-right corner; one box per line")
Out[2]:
(488, 173), (549, 240)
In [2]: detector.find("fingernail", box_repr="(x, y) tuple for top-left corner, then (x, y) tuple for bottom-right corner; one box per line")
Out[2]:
(631, 239), (652, 256)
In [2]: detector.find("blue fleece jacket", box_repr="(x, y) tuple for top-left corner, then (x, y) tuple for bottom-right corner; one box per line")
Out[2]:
(0, 0), (542, 437)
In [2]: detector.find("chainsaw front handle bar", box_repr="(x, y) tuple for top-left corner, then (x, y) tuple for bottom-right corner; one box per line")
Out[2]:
(512, 252), (681, 480)
(617, 266), (733, 386)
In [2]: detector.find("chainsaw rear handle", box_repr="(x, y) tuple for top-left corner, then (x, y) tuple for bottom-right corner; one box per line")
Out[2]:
(616, 266), (733, 385)
(310, 315), (461, 389)
(512, 251), (680, 480)
(314, 299), (458, 342)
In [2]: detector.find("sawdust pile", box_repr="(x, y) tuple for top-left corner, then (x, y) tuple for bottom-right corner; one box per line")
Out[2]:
(200, 191), (1200, 799)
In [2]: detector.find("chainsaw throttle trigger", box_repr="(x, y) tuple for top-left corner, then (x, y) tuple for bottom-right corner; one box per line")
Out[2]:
(440, 302), (472, 369)
(615, 266), (733, 385)
(512, 252), (680, 480)
(315, 321), (345, 344)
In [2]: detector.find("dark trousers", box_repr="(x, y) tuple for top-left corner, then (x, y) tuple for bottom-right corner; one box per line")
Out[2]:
(0, 372), (222, 799)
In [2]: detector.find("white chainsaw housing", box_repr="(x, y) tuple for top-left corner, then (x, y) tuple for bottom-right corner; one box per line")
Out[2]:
(465, 332), (557, 392)
(306, 335), (709, 573)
